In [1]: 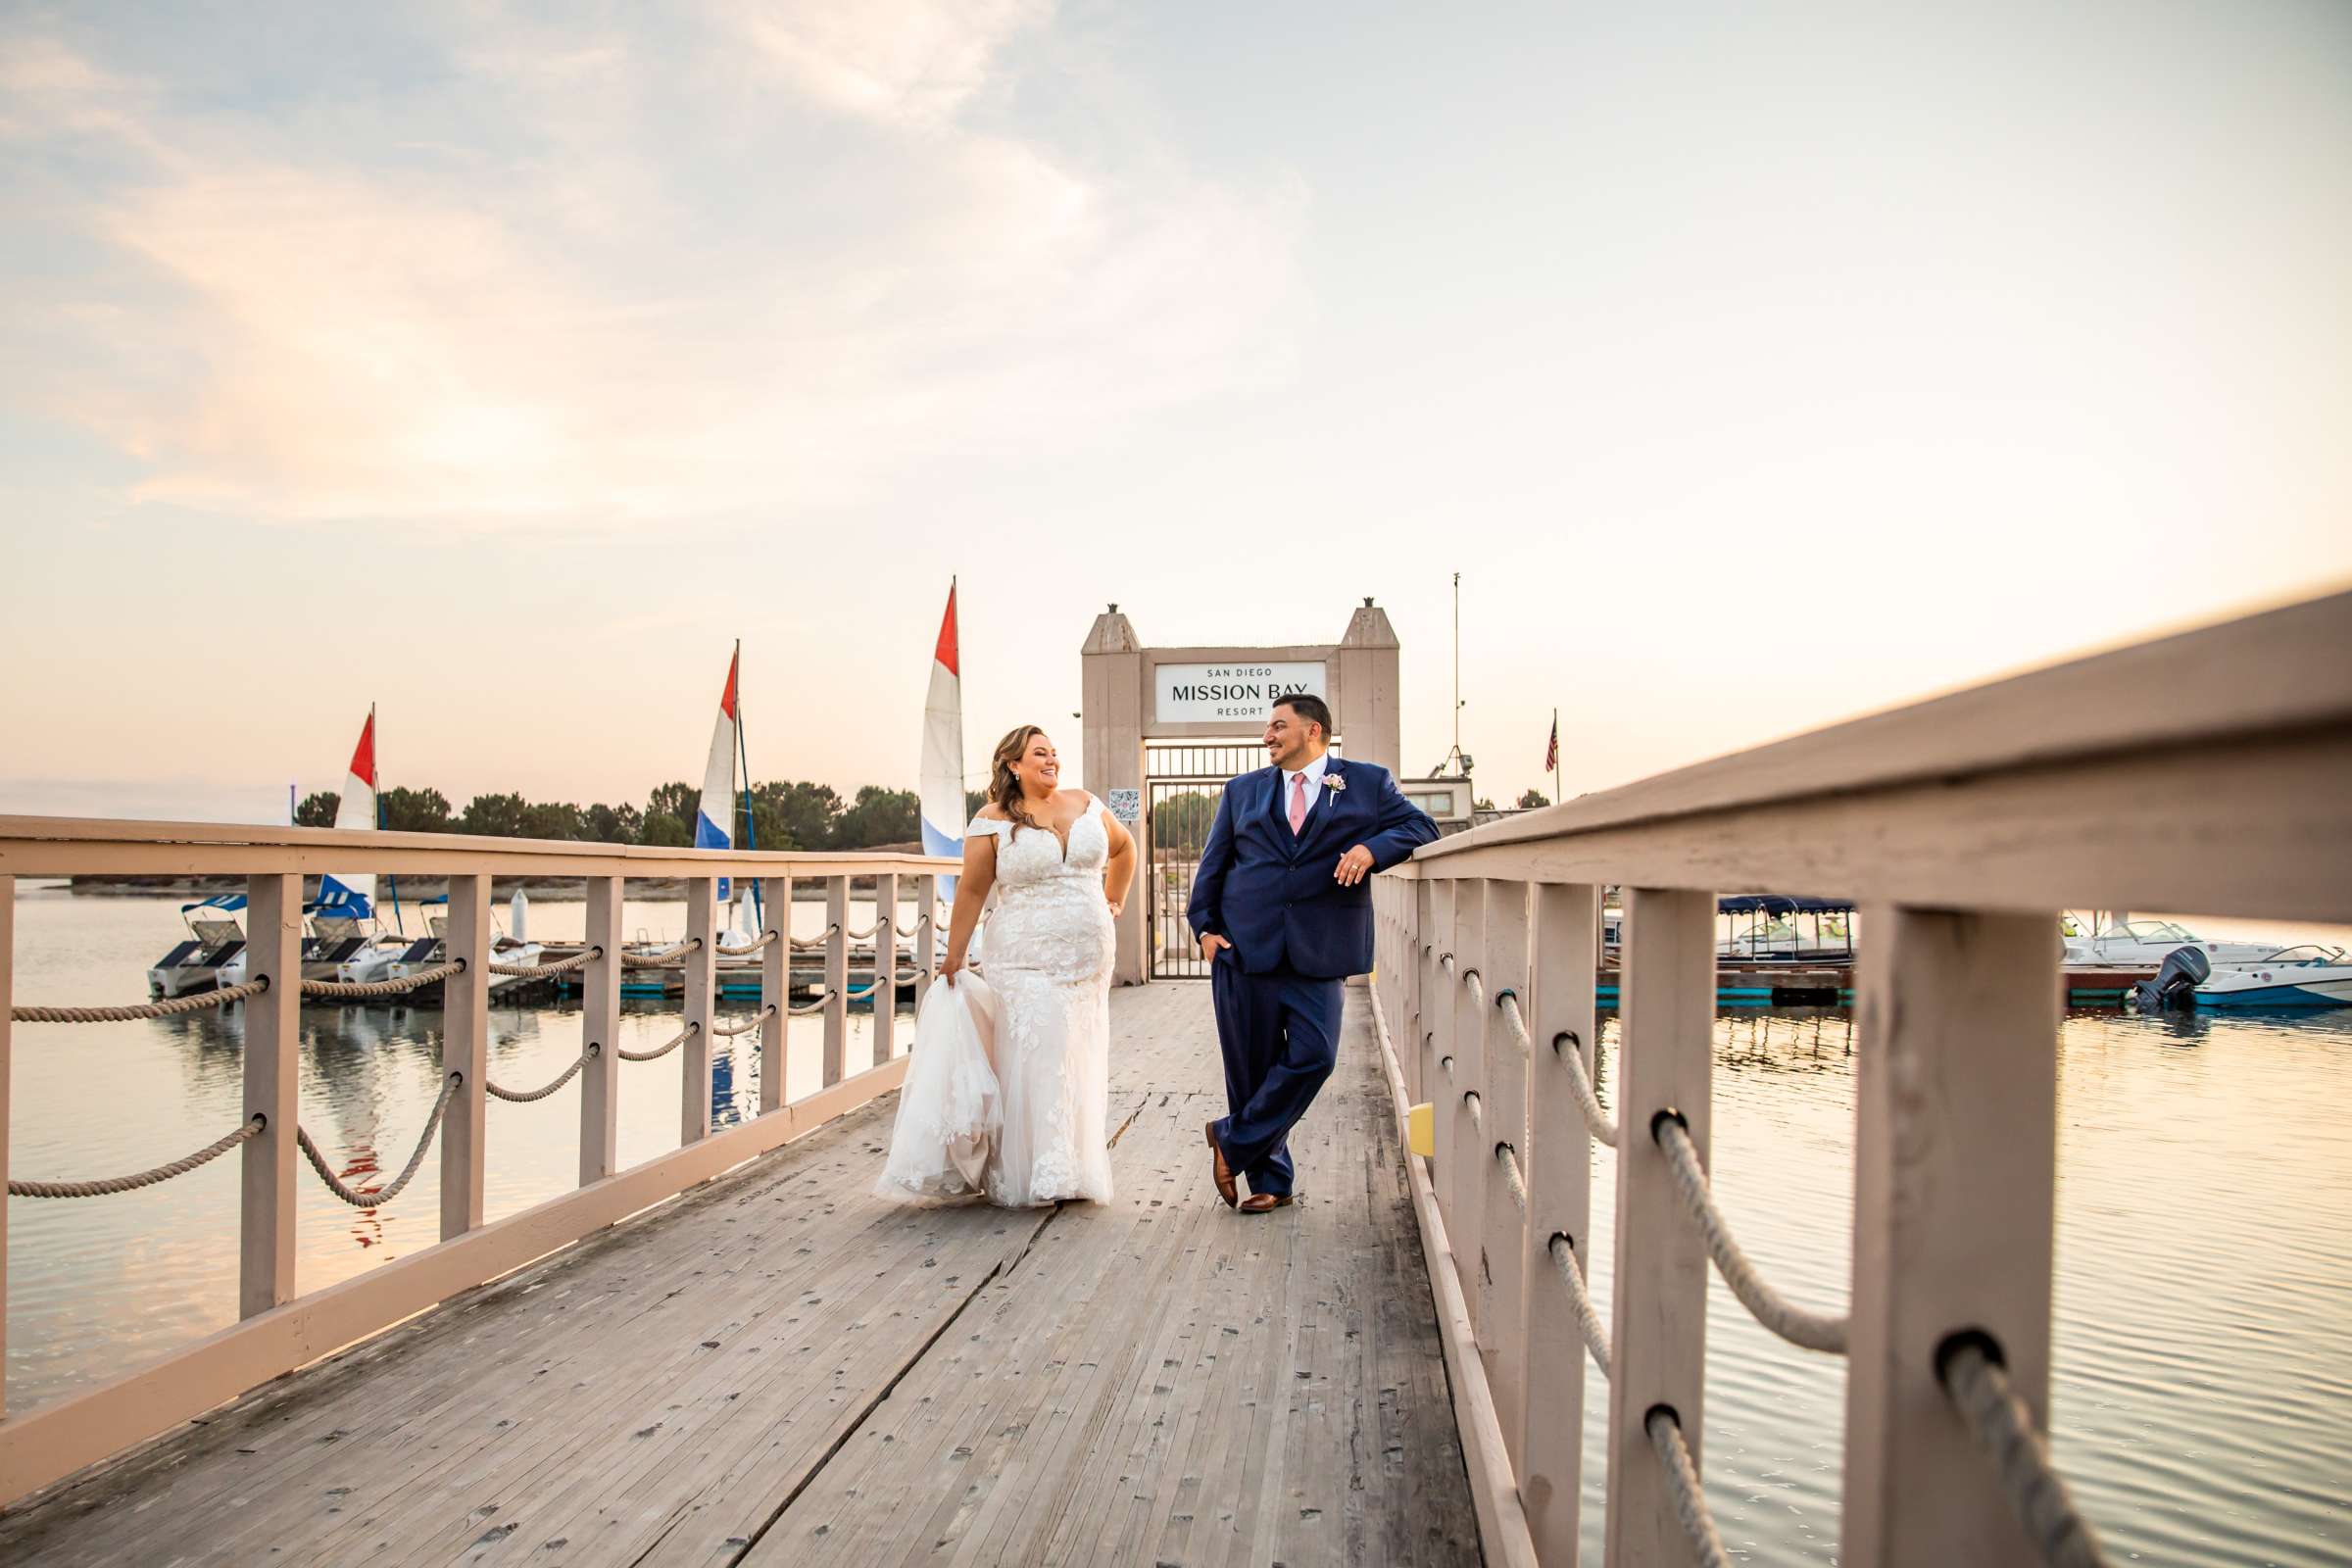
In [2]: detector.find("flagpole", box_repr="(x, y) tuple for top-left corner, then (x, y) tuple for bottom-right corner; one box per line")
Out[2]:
(1552, 706), (1560, 806)
(733, 638), (762, 932)
(374, 702), (404, 935)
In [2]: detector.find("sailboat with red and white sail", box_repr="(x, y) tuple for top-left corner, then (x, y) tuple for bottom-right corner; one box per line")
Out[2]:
(149, 710), (413, 997)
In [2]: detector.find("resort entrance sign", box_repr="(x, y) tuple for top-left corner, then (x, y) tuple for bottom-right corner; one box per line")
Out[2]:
(1082, 598), (1401, 984)
(1153, 662), (1328, 725)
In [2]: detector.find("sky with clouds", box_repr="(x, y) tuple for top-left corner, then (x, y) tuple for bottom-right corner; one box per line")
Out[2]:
(3, 1), (2348, 821)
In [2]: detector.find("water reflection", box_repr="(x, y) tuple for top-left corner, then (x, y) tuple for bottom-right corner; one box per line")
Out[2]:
(7, 890), (904, 1413)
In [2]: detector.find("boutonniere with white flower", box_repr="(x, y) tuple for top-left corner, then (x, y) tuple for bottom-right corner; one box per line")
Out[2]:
(1323, 770), (1348, 794)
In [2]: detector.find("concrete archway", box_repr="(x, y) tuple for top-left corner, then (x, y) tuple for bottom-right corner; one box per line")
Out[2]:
(1081, 600), (1400, 984)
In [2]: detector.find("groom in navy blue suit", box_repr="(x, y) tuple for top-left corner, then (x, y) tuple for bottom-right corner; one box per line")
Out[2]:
(1189, 695), (1439, 1211)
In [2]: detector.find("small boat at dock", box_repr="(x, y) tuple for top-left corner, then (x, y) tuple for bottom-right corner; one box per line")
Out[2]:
(147, 896), (249, 998)
(2194, 946), (2352, 1008)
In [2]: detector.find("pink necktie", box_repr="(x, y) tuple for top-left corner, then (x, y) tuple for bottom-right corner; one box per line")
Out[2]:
(1289, 772), (1308, 832)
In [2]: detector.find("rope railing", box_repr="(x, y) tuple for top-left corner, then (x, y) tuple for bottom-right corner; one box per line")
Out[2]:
(1494, 991), (1618, 1148)
(1546, 1233), (1613, 1376)
(486, 1047), (595, 1102)
(297, 1072), (459, 1209)
(788, 925), (838, 952)
(712, 931), (777, 957)
(843, 920), (881, 941)
(787, 992), (834, 1016)
(300, 959), (466, 1000)
(13, 977), (273, 1024)
(708, 1004), (776, 1037)
(1390, 908), (2114, 1562)
(618, 1024), (693, 1062)
(1494, 1141), (1528, 1215)
(487, 947), (600, 979)
(1941, 1339), (2114, 1568)
(9, 1115), (266, 1198)
(621, 939), (703, 968)
(1654, 1113), (1849, 1354)
(1462, 1088), (1483, 1129)
(1645, 1407), (1732, 1568)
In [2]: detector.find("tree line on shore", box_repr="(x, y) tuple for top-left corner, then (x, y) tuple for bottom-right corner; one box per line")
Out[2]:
(296, 782), (990, 853)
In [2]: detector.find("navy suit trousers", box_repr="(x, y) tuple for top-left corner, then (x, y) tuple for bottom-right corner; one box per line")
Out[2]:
(1208, 957), (1342, 1196)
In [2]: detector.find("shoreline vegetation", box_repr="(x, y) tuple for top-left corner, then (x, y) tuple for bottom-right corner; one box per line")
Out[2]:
(59, 776), (986, 901)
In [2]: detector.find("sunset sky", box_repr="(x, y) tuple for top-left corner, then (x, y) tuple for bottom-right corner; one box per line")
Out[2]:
(4, 2), (2348, 822)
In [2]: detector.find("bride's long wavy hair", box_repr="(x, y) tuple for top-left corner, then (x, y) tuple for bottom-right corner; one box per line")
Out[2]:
(988, 725), (1052, 840)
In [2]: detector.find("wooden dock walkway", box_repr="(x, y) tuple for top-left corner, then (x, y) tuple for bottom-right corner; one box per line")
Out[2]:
(0, 985), (1478, 1567)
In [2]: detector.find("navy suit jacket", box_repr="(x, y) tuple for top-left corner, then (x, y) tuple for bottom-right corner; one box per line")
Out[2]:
(1186, 760), (1440, 979)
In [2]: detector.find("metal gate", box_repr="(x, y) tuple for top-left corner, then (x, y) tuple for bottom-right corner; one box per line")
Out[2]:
(1145, 739), (1337, 978)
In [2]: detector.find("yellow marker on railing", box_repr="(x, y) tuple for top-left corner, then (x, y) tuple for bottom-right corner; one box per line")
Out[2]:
(1407, 1101), (1436, 1157)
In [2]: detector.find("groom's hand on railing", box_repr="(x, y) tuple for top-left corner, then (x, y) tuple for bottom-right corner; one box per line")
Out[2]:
(1334, 845), (1376, 886)
(1200, 933), (1231, 963)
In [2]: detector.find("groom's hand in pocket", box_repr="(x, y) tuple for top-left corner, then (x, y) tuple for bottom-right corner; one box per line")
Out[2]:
(1200, 933), (1231, 963)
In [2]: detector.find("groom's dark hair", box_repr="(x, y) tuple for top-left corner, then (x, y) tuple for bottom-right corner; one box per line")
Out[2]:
(1275, 694), (1334, 742)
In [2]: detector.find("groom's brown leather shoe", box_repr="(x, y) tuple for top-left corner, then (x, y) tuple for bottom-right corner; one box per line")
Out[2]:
(1238, 1193), (1296, 1214)
(1205, 1123), (1238, 1207)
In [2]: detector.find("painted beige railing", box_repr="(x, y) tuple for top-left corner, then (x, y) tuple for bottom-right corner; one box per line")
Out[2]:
(1368, 588), (2352, 1567)
(0, 821), (955, 1505)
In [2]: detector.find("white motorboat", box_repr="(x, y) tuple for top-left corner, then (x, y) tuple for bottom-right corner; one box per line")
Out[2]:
(2194, 946), (2352, 1009)
(2061, 915), (2280, 969)
(147, 896), (250, 998)
(364, 890), (541, 996)
(216, 875), (411, 992)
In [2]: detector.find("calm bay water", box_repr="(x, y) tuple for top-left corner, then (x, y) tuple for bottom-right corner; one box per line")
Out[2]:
(7, 890), (2350, 1565)
(5, 888), (908, 1411)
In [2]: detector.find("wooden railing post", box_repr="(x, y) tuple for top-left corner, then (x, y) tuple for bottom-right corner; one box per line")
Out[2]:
(823, 876), (849, 1087)
(1417, 878), (1444, 1100)
(578, 876), (622, 1186)
(441, 873), (490, 1242)
(1523, 880), (1600, 1560)
(681, 876), (717, 1145)
(1397, 880), (1418, 1082)
(240, 873), (301, 1317)
(1481, 879), (1533, 1467)
(1843, 906), (2062, 1566)
(872, 872), (898, 1067)
(1446, 880), (1489, 1330)
(759, 876), (789, 1114)
(1, 877), (14, 1414)
(1604, 886), (1716, 1566)
(914, 874), (938, 1006)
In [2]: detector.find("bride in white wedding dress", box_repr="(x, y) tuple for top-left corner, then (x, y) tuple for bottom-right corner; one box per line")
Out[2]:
(875, 724), (1135, 1207)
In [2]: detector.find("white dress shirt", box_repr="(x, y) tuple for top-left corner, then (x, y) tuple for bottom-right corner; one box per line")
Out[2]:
(1281, 752), (1331, 829)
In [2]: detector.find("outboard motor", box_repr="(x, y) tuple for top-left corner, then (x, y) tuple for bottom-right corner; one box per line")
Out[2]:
(2132, 945), (2211, 1012)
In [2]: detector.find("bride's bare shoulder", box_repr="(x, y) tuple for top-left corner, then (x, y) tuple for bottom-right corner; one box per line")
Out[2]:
(975, 803), (1011, 821)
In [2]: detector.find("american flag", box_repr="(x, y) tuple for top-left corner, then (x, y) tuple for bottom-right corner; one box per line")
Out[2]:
(1544, 713), (1558, 774)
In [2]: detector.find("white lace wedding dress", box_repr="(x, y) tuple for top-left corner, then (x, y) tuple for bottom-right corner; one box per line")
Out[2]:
(879, 799), (1114, 1212)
